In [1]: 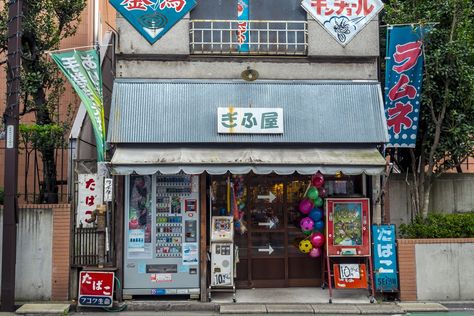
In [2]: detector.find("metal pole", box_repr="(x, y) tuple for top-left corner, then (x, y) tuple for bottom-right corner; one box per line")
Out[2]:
(1, 0), (22, 311)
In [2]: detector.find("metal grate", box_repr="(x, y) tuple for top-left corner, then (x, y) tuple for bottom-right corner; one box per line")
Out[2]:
(190, 20), (307, 55)
(72, 227), (100, 266)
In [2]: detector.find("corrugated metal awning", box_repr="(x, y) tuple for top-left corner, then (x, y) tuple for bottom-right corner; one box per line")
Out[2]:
(110, 146), (386, 175)
(108, 79), (389, 144)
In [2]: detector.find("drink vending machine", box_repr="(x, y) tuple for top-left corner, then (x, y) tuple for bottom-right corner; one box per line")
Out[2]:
(209, 216), (235, 301)
(124, 174), (200, 297)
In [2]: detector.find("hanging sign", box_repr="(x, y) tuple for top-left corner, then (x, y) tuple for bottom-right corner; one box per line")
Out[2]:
(237, 0), (250, 52)
(372, 225), (399, 292)
(218, 107), (284, 134)
(301, 0), (383, 46)
(384, 26), (426, 147)
(51, 50), (106, 161)
(79, 271), (114, 307)
(77, 174), (103, 227)
(109, 0), (197, 45)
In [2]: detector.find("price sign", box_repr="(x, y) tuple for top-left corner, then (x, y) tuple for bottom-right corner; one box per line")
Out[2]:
(339, 264), (360, 279)
(213, 272), (231, 286)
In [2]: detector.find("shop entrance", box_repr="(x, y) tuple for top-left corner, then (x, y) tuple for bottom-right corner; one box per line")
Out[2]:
(211, 174), (322, 288)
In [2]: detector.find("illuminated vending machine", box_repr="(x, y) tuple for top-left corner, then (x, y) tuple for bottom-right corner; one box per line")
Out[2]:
(209, 216), (235, 301)
(124, 174), (200, 298)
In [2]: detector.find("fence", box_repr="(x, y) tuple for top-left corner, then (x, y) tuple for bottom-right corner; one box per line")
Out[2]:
(190, 20), (308, 55)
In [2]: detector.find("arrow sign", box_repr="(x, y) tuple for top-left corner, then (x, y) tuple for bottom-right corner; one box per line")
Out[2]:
(257, 191), (276, 203)
(258, 220), (276, 229)
(258, 244), (274, 255)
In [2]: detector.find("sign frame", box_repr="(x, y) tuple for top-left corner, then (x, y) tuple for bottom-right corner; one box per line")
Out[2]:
(78, 271), (114, 307)
(217, 107), (284, 134)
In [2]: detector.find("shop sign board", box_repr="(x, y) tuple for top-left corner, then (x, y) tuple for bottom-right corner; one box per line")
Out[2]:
(79, 271), (114, 307)
(334, 263), (368, 289)
(104, 178), (113, 202)
(77, 174), (103, 227)
(372, 224), (399, 292)
(301, 0), (384, 46)
(218, 107), (284, 134)
(109, 0), (197, 45)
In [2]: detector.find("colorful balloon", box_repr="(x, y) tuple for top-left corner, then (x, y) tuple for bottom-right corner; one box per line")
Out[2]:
(299, 240), (313, 253)
(300, 217), (314, 231)
(307, 186), (319, 200)
(302, 228), (312, 235)
(299, 199), (313, 214)
(309, 247), (322, 258)
(312, 172), (325, 188)
(318, 187), (327, 198)
(314, 197), (324, 208)
(310, 232), (325, 248)
(309, 208), (323, 222)
(314, 220), (324, 232)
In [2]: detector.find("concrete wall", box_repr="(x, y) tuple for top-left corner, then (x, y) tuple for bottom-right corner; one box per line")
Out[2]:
(116, 11), (379, 80)
(0, 207), (53, 300)
(0, 204), (71, 301)
(398, 238), (474, 301)
(388, 174), (474, 227)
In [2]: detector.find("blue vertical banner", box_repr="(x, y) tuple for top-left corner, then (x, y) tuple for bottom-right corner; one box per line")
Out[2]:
(109, 0), (197, 45)
(372, 225), (399, 292)
(384, 25), (426, 148)
(237, 0), (250, 52)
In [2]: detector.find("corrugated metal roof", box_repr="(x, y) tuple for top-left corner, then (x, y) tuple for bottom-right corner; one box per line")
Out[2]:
(108, 79), (388, 144)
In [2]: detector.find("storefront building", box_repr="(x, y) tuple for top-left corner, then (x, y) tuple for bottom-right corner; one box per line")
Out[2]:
(106, 0), (387, 301)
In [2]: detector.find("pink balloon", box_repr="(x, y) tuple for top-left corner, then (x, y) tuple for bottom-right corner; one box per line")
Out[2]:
(299, 199), (313, 214)
(309, 247), (322, 258)
(310, 232), (325, 248)
(312, 173), (325, 188)
(300, 217), (314, 231)
(318, 187), (327, 198)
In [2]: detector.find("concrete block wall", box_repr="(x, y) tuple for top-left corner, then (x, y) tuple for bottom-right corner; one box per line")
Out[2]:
(397, 238), (474, 301)
(0, 204), (71, 301)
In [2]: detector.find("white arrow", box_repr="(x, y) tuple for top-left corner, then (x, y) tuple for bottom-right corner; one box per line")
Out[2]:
(258, 244), (274, 255)
(257, 191), (276, 203)
(258, 220), (276, 229)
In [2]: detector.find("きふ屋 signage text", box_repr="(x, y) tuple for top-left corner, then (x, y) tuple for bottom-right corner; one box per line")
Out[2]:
(109, 0), (197, 44)
(217, 107), (284, 134)
(384, 26), (426, 148)
(301, 0), (384, 46)
(372, 225), (398, 292)
(79, 271), (114, 307)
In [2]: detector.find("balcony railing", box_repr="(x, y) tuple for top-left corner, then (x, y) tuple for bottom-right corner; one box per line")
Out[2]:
(190, 20), (307, 55)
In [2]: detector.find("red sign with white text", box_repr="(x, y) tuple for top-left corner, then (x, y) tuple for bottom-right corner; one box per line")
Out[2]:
(79, 271), (114, 307)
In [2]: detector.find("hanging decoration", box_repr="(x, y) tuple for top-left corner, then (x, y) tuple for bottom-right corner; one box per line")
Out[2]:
(297, 172), (326, 258)
(232, 175), (247, 234)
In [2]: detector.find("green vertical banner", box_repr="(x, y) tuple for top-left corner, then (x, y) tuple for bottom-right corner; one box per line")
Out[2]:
(51, 49), (106, 161)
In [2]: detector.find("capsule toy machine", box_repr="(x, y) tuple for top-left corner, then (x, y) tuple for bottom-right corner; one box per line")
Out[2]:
(124, 174), (200, 298)
(209, 216), (235, 300)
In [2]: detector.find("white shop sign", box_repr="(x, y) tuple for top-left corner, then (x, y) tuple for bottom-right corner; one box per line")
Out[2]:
(217, 107), (284, 134)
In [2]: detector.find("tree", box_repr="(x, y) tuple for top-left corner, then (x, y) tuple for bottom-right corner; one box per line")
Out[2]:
(383, 0), (474, 217)
(0, 0), (86, 203)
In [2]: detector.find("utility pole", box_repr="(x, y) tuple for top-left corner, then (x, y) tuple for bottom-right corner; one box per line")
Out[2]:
(1, 0), (22, 311)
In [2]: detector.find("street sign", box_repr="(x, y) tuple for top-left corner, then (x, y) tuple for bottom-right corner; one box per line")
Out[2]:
(79, 271), (114, 307)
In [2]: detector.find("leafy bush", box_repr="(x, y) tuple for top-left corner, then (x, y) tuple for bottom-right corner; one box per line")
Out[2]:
(399, 212), (474, 238)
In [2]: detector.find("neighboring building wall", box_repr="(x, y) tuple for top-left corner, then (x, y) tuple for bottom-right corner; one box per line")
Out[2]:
(398, 239), (474, 301)
(388, 174), (474, 227)
(0, 204), (71, 301)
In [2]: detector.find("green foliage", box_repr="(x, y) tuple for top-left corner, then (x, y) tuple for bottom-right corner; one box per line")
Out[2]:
(384, 0), (474, 173)
(399, 212), (474, 238)
(0, 0), (86, 203)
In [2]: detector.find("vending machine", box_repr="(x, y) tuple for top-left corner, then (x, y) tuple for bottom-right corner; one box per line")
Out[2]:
(209, 216), (235, 301)
(124, 174), (200, 297)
